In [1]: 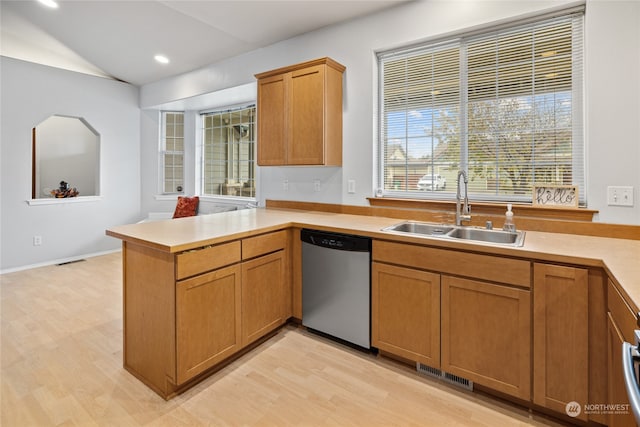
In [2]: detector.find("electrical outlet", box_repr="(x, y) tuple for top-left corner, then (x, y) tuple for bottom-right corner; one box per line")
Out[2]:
(33, 235), (42, 246)
(313, 179), (321, 192)
(283, 179), (289, 191)
(348, 179), (356, 194)
(607, 186), (634, 207)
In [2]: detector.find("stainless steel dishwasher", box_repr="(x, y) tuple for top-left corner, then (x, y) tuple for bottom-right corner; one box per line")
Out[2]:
(301, 229), (371, 349)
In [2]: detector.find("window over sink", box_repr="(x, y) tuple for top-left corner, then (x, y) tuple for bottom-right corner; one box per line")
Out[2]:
(376, 7), (585, 205)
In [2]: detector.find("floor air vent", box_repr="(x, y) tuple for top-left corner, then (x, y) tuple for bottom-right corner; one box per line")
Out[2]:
(442, 372), (473, 391)
(416, 363), (473, 391)
(416, 362), (442, 379)
(57, 259), (86, 266)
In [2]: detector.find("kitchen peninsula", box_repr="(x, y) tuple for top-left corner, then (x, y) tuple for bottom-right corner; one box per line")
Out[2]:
(106, 206), (640, 425)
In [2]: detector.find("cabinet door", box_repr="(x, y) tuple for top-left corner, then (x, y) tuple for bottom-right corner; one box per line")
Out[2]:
(242, 251), (287, 346)
(533, 263), (588, 420)
(176, 264), (241, 384)
(372, 262), (440, 367)
(288, 65), (325, 165)
(257, 73), (287, 165)
(441, 275), (531, 400)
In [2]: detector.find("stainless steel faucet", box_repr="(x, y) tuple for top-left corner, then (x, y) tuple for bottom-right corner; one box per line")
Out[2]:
(456, 170), (471, 226)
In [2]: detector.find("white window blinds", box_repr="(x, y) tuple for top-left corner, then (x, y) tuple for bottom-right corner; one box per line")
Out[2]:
(377, 10), (584, 204)
(160, 111), (184, 194)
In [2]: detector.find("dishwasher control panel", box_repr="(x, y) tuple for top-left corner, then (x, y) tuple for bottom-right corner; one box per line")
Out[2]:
(300, 228), (370, 252)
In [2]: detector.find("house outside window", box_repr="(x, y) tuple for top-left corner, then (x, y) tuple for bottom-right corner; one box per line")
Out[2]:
(160, 111), (184, 194)
(377, 9), (584, 204)
(201, 105), (256, 198)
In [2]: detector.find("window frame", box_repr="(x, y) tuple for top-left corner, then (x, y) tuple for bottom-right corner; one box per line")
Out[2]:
(375, 7), (585, 205)
(199, 103), (257, 201)
(159, 111), (185, 195)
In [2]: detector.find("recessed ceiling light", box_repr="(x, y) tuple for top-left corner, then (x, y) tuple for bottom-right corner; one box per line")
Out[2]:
(37, 0), (59, 9)
(154, 55), (169, 64)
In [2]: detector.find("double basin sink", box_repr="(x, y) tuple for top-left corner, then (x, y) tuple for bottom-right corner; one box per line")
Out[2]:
(382, 221), (525, 247)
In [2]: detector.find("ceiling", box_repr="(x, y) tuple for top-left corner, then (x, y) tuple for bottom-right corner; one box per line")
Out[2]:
(1, 0), (409, 86)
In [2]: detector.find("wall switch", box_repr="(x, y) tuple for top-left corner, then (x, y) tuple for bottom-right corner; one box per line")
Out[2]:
(347, 179), (356, 194)
(283, 179), (289, 191)
(607, 186), (634, 206)
(33, 235), (42, 246)
(313, 179), (321, 192)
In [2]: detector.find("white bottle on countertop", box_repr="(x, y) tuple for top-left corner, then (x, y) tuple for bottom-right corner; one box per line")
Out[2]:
(503, 203), (516, 232)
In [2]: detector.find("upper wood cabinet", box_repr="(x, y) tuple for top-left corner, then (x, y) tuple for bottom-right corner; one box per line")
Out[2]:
(255, 57), (345, 166)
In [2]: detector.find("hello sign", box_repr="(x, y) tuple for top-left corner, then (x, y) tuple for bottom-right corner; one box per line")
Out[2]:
(533, 185), (579, 208)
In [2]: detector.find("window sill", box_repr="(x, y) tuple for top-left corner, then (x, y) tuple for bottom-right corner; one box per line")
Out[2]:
(154, 194), (182, 201)
(367, 197), (598, 222)
(27, 196), (102, 206)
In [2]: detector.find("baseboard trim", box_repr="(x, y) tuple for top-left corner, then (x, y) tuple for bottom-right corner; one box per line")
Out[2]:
(0, 249), (122, 275)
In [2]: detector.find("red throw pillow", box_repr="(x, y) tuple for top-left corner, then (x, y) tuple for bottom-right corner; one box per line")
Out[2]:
(173, 196), (199, 218)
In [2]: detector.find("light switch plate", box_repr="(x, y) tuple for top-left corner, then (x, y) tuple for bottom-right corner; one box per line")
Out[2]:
(347, 180), (356, 194)
(607, 186), (634, 206)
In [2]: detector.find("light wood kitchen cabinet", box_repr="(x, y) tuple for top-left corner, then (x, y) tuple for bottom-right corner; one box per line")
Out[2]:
(176, 264), (241, 384)
(372, 240), (530, 288)
(608, 279), (637, 427)
(121, 229), (290, 399)
(255, 57), (345, 166)
(372, 262), (440, 367)
(372, 239), (531, 400)
(441, 275), (531, 400)
(533, 263), (588, 421)
(241, 251), (287, 346)
(241, 230), (289, 346)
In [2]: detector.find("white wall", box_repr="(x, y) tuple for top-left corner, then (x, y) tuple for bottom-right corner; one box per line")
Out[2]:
(584, 1), (640, 224)
(0, 57), (141, 271)
(140, 0), (640, 225)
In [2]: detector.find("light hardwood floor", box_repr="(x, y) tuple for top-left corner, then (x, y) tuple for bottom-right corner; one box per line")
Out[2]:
(1, 252), (566, 426)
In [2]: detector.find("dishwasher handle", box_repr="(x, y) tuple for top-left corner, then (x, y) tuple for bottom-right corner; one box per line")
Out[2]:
(300, 229), (370, 252)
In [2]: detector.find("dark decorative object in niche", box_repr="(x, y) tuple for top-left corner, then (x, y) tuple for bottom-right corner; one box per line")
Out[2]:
(51, 180), (79, 198)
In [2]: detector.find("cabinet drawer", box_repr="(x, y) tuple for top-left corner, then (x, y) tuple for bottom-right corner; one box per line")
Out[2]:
(373, 240), (530, 288)
(242, 230), (287, 260)
(176, 241), (241, 280)
(608, 278), (637, 343)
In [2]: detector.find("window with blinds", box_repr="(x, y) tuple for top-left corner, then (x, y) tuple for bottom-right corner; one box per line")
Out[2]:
(377, 10), (584, 204)
(201, 105), (256, 198)
(160, 111), (184, 194)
